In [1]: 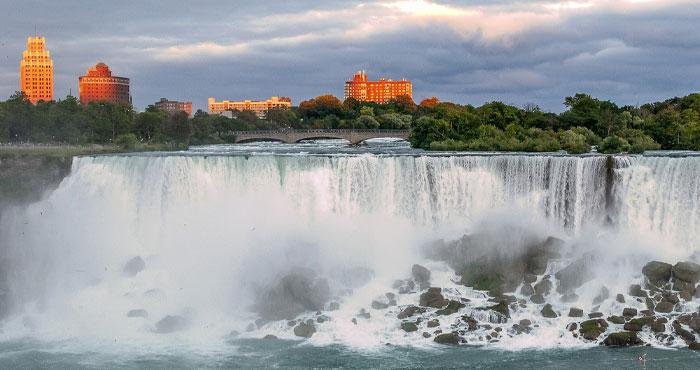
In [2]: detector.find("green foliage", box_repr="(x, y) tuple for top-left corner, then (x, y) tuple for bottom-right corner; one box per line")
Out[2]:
(599, 135), (631, 154)
(115, 133), (137, 149)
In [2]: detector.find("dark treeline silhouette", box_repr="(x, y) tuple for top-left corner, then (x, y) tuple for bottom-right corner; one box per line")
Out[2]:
(1, 91), (699, 153)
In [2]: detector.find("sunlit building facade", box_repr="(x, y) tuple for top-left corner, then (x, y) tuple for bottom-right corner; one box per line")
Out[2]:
(78, 62), (131, 105)
(155, 98), (193, 117)
(344, 70), (412, 103)
(19, 36), (54, 104)
(207, 96), (292, 118)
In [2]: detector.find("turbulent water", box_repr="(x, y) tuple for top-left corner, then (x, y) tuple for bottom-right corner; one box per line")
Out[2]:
(0, 140), (699, 368)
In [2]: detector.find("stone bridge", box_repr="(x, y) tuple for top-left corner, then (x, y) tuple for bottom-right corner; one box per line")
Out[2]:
(229, 129), (410, 145)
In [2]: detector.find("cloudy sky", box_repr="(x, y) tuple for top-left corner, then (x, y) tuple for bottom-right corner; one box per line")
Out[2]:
(1, 0), (698, 112)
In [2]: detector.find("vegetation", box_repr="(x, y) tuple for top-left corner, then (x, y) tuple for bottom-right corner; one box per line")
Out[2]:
(1, 90), (700, 154)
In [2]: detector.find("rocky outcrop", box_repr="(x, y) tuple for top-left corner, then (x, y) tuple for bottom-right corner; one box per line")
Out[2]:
(412, 264), (431, 290)
(419, 287), (448, 308)
(123, 256), (146, 277)
(541, 304), (557, 318)
(603, 331), (642, 346)
(672, 261), (700, 284)
(255, 268), (330, 321)
(579, 319), (608, 340)
(434, 332), (461, 345)
(555, 253), (597, 294)
(642, 261), (672, 287)
(401, 322), (418, 332)
(294, 321), (316, 338)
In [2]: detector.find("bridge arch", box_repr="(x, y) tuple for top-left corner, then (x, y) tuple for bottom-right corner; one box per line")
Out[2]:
(229, 129), (411, 145)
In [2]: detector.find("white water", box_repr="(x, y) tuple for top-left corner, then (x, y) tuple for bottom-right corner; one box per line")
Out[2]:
(0, 151), (698, 351)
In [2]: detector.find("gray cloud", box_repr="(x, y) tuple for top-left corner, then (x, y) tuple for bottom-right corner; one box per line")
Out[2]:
(0, 0), (698, 112)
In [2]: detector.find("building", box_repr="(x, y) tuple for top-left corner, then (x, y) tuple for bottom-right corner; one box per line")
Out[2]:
(78, 62), (131, 105)
(155, 98), (193, 117)
(19, 36), (54, 104)
(207, 96), (292, 118)
(344, 70), (412, 103)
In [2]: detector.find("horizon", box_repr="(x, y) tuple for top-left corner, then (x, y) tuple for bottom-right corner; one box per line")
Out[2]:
(1, 1), (698, 113)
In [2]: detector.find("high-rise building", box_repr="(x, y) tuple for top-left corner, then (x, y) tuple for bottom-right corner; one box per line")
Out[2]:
(207, 96), (292, 118)
(19, 36), (54, 104)
(78, 62), (131, 105)
(155, 98), (193, 117)
(344, 70), (412, 104)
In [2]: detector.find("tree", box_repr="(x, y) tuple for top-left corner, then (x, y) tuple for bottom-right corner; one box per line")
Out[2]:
(163, 111), (192, 144)
(410, 116), (452, 149)
(599, 135), (631, 154)
(419, 97), (439, 108)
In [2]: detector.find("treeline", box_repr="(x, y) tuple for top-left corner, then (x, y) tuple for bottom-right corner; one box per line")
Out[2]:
(2, 90), (700, 153)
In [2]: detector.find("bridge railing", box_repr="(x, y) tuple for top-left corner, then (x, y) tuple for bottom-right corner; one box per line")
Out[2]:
(230, 129), (410, 135)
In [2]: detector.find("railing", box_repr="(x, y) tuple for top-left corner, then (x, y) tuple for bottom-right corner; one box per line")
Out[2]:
(230, 129), (410, 135)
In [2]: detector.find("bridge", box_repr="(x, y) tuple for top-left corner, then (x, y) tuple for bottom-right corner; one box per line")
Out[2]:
(229, 129), (410, 145)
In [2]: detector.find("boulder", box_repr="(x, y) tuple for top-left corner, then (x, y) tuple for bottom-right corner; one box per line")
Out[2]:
(579, 319), (608, 340)
(534, 278), (552, 296)
(397, 305), (425, 319)
(422, 332), (432, 338)
(555, 253), (597, 294)
(434, 332), (461, 345)
(567, 322), (578, 331)
(123, 256), (145, 277)
(651, 320), (666, 333)
(615, 294), (625, 303)
(622, 308), (637, 317)
(588, 312), (603, 318)
(419, 288), (448, 308)
(524, 274), (537, 284)
(628, 284), (647, 298)
(412, 264), (431, 289)
(689, 342), (700, 350)
(603, 331), (643, 346)
(255, 269), (331, 321)
(672, 321), (696, 343)
(371, 300), (389, 310)
(541, 304), (557, 318)
(519, 319), (532, 327)
(126, 309), (148, 318)
(654, 301), (674, 313)
(642, 261), (673, 287)
(154, 315), (189, 334)
(526, 236), (564, 275)
(689, 317), (700, 333)
(607, 315), (626, 324)
(263, 334), (278, 340)
(672, 261), (700, 283)
(568, 308), (583, 317)
(488, 301), (510, 319)
(436, 300), (465, 316)
(520, 283), (534, 296)
(530, 294), (545, 304)
(357, 309), (371, 319)
(673, 279), (695, 292)
(294, 322), (316, 338)
(427, 319), (440, 328)
(398, 321), (417, 332)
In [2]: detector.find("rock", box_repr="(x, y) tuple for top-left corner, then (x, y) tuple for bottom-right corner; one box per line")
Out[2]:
(592, 287), (609, 305)
(316, 315), (329, 323)
(419, 287), (447, 308)
(126, 309), (148, 318)
(622, 308), (637, 317)
(655, 301), (674, 313)
(412, 264), (431, 289)
(579, 319), (608, 340)
(541, 304), (557, 318)
(623, 320), (643, 332)
(462, 316), (478, 331)
(662, 291), (679, 304)
(123, 256), (145, 277)
(488, 301), (510, 319)
(651, 320), (666, 333)
(607, 315), (626, 324)
(422, 332), (431, 338)
(534, 277), (552, 296)
(294, 322), (316, 338)
(401, 321), (418, 332)
(603, 331), (643, 346)
(397, 305), (425, 319)
(263, 334), (278, 340)
(357, 309), (371, 319)
(555, 253), (597, 294)
(395, 279), (416, 294)
(567, 322), (578, 331)
(371, 300), (389, 310)
(527, 236), (564, 275)
(436, 300), (465, 316)
(154, 315), (189, 334)
(520, 283), (535, 296)
(434, 332), (461, 345)
(427, 319), (440, 328)
(512, 323), (531, 334)
(672, 261), (700, 283)
(530, 294), (545, 304)
(561, 293), (579, 303)
(640, 309), (654, 317)
(524, 274), (537, 284)
(628, 284), (647, 298)
(645, 298), (655, 311)
(689, 317), (700, 333)
(673, 279), (694, 292)
(588, 312), (604, 318)
(679, 290), (693, 301)
(642, 261), (673, 287)
(568, 308), (583, 317)
(615, 294), (625, 303)
(351, 318), (357, 325)
(672, 320), (695, 343)
(519, 319), (532, 327)
(255, 268), (331, 321)
(246, 323), (255, 332)
(689, 342), (700, 350)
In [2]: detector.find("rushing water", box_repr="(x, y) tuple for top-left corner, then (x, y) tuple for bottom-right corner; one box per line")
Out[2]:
(0, 140), (699, 368)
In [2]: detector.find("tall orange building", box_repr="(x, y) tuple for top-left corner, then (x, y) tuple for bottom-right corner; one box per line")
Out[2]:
(19, 36), (54, 104)
(344, 70), (412, 103)
(78, 62), (131, 105)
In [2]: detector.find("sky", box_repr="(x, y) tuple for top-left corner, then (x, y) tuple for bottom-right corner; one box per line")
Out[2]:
(0, 0), (698, 112)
